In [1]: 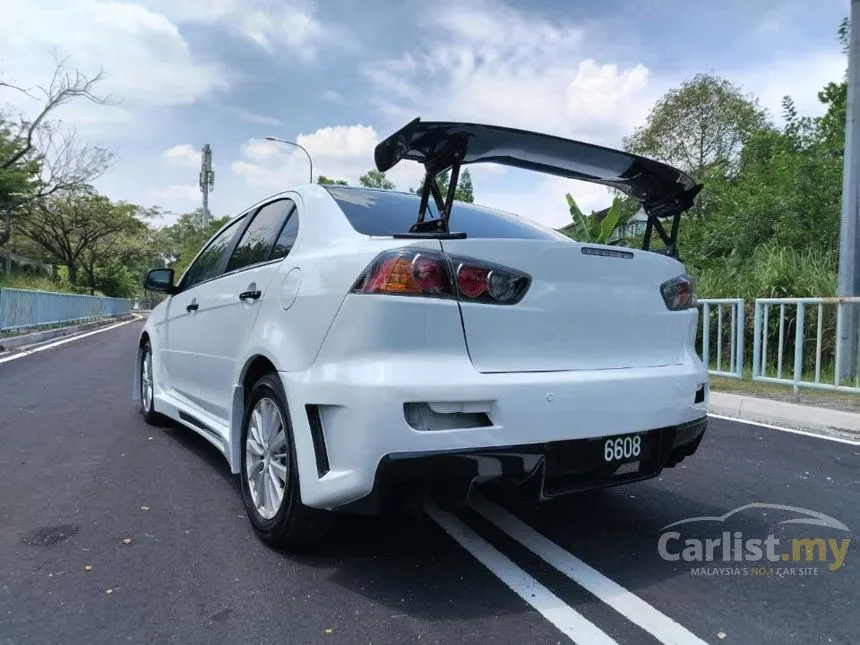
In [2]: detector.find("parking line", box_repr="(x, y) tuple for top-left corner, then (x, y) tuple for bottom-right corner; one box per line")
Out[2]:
(425, 503), (618, 645)
(469, 495), (710, 645)
(708, 413), (860, 446)
(0, 316), (140, 365)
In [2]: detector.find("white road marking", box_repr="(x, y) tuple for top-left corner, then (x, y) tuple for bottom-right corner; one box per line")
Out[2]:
(469, 495), (710, 645)
(425, 503), (618, 645)
(708, 413), (860, 446)
(0, 315), (140, 365)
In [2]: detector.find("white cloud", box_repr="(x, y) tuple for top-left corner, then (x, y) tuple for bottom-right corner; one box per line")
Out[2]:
(0, 0), (229, 128)
(477, 175), (612, 230)
(732, 50), (846, 122)
(163, 144), (200, 168)
(364, 1), (657, 147)
(231, 124), (423, 192)
(143, 0), (329, 60)
(229, 108), (283, 127)
(0, 0), (335, 132)
(323, 90), (343, 103)
(365, 0), (848, 143)
(147, 184), (200, 207)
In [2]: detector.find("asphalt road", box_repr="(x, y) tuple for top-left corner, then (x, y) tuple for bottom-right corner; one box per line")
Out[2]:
(0, 318), (857, 645)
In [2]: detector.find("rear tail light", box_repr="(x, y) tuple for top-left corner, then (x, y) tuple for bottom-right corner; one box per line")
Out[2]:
(454, 261), (529, 304)
(352, 248), (530, 305)
(660, 274), (696, 310)
(353, 250), (455, 298)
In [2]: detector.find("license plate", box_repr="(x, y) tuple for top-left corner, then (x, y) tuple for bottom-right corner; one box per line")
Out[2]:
(602, 433), (649, 464)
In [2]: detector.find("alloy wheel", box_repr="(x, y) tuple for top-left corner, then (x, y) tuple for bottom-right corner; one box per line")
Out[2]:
(141, 348), (154, 412)
(244, 397), (289, 520)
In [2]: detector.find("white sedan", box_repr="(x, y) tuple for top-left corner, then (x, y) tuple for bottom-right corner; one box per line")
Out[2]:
(134, 119), (710, 549)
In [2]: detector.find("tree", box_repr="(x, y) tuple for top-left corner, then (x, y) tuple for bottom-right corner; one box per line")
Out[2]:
(79, 206), (158, 296)
(359, 169), (395, 189)
(1, 59), (115, 246)
(412, 168), (475, 203)
(0, 126), (40, 208)
(317, 175), (347, 185)
(456, 169), (474, 203)
(623, 74), (769, 185)
(160, 210), (231, 278)
(17, 188), (138, 286)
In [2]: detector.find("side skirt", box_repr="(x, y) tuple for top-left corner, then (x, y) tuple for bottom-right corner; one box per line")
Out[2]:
(153, 392), (230, 460)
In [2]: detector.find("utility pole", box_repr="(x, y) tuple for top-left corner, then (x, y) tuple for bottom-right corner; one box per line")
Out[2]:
(199, 143), (214, 228)
(838, 1), (860, 383)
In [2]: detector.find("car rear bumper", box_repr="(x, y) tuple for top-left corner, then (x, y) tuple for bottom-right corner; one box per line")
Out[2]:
(279, 354), (709, 510)
(337, 415), (708, 514)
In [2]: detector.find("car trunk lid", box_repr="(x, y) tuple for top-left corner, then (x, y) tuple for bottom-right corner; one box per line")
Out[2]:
(440, 238), (693, 373)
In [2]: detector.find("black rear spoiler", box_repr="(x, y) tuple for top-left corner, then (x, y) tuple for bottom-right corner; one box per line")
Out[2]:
(374, 118), (702, 257)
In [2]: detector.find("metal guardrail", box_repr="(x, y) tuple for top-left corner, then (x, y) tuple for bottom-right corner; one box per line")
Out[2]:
(752, 297), (860, 394)
(0, 287), (132, 333)
(698, 298), (745, 378)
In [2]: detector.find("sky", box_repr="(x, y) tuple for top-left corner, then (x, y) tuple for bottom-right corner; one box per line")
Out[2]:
(0, 0), (851, 229)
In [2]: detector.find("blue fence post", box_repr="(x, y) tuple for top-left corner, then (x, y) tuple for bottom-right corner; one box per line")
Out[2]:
(752, 301), (762, 380)
(736, 300), (745, 378)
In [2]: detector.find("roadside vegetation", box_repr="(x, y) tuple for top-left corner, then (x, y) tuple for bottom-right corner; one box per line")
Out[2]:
(563, 19), (849, 304)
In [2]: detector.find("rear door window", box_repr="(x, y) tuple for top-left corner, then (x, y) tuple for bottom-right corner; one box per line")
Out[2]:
(226, 199), (295, 272)
(270, 208), (299, 260)
(181, 216), (246, 289)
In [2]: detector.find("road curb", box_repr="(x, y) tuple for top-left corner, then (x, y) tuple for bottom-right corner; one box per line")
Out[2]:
(709, 391), (860, 442)
(0, 314), (137, 353)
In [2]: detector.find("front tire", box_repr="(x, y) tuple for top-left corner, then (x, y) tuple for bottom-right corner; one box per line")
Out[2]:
(139, 340), (168, 426)
(239, 372), (332, 549)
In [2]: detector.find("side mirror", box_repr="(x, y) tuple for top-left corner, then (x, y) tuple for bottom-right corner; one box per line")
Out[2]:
(144, 268), (177, 294)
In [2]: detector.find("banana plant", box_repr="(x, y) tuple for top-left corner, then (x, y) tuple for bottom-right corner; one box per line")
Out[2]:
(563, 193), (626, 245)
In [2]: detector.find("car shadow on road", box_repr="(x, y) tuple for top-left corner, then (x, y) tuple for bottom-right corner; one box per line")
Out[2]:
(158, 421), (544, 623)
(158, 419), (240, 493)
(292, 510), (546, 623)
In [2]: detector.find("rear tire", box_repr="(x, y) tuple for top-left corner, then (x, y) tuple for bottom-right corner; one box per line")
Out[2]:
(239, 372), (332, 549)
(139, 339), (169, 426)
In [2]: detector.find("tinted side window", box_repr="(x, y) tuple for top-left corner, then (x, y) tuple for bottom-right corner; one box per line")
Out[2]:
(226, 199), (294, 272)
(270, 208), (299, 260)
(182, 217), (245, 289)
(323, 186), (563, 240)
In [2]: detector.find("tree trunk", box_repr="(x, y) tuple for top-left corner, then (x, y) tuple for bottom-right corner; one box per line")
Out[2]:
(85, 271), (96, 294)
(67, 262), (78, 285)
(0, 204), (10, 248)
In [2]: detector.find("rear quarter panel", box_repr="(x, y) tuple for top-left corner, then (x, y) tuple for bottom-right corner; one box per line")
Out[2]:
(233, 188), (447, 380)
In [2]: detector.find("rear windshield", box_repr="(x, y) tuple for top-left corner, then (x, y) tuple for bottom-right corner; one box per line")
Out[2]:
(324, 186), (564, 240)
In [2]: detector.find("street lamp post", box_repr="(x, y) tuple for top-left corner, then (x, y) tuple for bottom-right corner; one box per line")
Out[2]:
(264, 136), (314, 185)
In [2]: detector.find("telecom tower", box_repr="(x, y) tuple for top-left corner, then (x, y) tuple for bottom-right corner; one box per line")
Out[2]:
(199, 143), (214, 227)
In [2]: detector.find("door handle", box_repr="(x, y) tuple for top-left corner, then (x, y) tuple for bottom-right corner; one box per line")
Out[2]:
(239, 290), (262, 301)
(186, 302), (199, 312)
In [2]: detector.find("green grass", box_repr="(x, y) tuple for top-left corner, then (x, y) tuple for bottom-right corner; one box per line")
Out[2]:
(0, 271), (106, 296)
(710, 375), (860, 413)
(0, 273), (71, 293)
